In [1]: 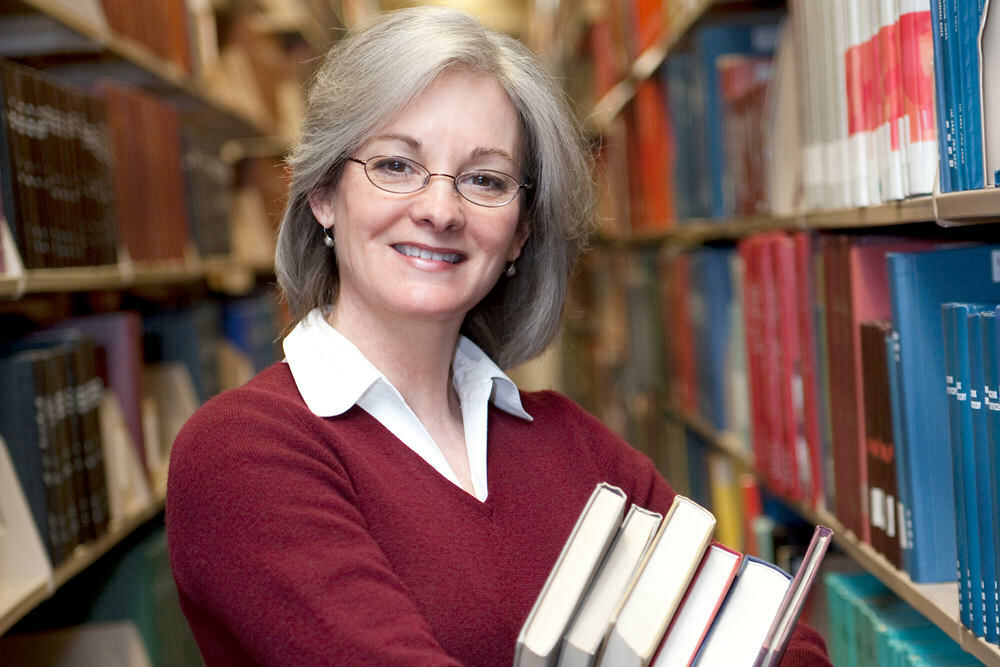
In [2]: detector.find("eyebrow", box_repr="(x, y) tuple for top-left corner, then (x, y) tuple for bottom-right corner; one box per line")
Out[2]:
(367, 133), (516, 164)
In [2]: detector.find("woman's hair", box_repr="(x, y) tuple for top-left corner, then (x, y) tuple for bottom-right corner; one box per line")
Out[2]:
(275, 5), (594, 369)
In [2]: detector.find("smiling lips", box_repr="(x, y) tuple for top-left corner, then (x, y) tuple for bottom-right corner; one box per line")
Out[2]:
(393, 243), (465, 264)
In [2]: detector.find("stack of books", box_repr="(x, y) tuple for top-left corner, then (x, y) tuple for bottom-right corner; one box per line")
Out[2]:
(515, 484), (832, 667)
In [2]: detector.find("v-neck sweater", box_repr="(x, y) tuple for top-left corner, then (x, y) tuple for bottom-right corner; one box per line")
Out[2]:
(166, 362), (830, 666)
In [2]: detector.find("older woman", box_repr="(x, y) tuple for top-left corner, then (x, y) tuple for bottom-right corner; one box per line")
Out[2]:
(166, 7), (830, 666)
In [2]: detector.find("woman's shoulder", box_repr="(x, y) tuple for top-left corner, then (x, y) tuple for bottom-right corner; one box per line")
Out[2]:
(517, 389), (602, 425)
(171, 362), (306, 458)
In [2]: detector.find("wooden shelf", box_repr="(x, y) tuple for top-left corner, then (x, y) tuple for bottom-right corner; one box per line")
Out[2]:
(596, 190), (1000, 247)
(0, 494), (166, 636)
(671, 409), (1000, 666)
(10, 0), (276, 136)
(0, 256), (274, 299)
(589, 0), (714, 133)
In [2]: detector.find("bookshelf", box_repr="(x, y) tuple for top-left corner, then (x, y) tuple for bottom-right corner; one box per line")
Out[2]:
(676, 408), (1000, 666)
(572, 0), (1000, 664)
(0, 0), (310, 653)
(0, 493), (166, 636)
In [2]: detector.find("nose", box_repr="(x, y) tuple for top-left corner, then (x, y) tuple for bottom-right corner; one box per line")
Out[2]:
(409, 173), (466, 231)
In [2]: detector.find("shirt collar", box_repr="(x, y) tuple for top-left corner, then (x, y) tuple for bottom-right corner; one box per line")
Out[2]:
(282, 308), (532, 421)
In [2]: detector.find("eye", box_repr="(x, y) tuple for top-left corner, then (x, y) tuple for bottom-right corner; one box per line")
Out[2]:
(460, 170), (512, 194)
(369, 156), (420, 179)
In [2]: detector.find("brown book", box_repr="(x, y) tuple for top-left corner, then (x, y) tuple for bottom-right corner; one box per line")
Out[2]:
(1, 62), (46, 268)
(861, 320), (903, 569)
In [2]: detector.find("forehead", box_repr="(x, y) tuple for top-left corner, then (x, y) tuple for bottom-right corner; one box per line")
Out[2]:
(365, 70), (522, 162)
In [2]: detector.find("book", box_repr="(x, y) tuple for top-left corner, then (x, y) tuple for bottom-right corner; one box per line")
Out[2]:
(691, 18), (781, 219)
(983, 308), (1000, 644)
(860, 320), (902, 570)
(982, 0), (1000, 187)
(0, 435), (53, 622)
(755, 525), (834, 667)
(559, 505), (662, 667)
(887, 244), (1000, 583)
(651, 541), (742, 666)
(966, 308), (998, 642)
(515, 483), (628, 667)
(691, 556), (791, 665)
(599, 495), (716, 667)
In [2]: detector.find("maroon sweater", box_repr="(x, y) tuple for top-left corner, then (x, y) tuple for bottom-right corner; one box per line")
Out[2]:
(166, 363), (830, 666)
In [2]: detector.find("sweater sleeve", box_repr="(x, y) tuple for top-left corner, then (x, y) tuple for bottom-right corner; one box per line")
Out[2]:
(166, 393), (463, 667)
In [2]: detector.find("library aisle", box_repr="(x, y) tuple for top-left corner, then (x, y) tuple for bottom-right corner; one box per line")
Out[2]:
(2, 0), (1000, 665)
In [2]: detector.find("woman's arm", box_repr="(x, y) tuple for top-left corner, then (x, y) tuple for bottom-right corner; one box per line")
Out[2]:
(166, 393), (463, 667)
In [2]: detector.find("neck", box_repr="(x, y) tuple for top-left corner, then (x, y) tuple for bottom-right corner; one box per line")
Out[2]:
(327, 302), (462, 420)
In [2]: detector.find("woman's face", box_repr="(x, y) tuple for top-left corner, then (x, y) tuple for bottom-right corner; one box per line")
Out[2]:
(310, 70), (528, 331)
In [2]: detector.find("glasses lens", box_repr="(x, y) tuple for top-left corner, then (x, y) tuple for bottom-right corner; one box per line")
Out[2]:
(456, 170), (519, 206)
(364, 156), (427, 193)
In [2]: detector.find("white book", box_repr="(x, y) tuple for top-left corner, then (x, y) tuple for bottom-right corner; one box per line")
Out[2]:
(559, 505), (663, 667)
(598, 496), (716, 667)
(693, 557), (792, 666)
(652, 542), (742, 667)
(515, 483), (628, 667)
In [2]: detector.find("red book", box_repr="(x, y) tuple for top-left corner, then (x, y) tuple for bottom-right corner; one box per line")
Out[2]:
(822, 235), (938, 542)
(793, 232), (825, 508)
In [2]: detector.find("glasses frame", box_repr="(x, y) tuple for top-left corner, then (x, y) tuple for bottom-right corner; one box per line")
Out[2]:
(347, 156), (532, 208)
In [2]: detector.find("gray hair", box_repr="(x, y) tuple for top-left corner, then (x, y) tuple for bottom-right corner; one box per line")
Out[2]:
(275, 5), (594, 369)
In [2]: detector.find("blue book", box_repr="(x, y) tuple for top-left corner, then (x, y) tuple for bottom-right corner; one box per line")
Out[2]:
(886, 244), (1000, 583)
(955, 0), (987, 189)
(942, 303), (990, 637)
(932, 0), (960, 190)
(663, 53), (703, 220)
(692, 19), (780, 218)
(967, 309), (998, 642)
(983, 308), (1000, 641)
(688, 247), (734, 430)
(886, 329), (914, 576)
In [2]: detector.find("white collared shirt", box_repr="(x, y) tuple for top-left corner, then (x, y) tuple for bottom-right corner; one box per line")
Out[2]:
(282, 308), (533, 501)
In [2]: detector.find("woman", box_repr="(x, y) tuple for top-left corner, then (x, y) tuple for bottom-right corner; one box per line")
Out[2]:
(166, 7), (830, 666)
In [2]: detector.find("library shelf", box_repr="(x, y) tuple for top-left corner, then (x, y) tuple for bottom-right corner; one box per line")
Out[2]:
(671, 408), (1000, 666)
(0, 493), (166, 636)
(0, 258), (275, 299)
(596, 190), (1000, 247)
(10, 0), (274, 136)
(590, 0), (713, 131)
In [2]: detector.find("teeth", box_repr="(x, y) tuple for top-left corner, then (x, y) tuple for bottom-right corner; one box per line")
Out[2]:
(394, 244), (461, 264)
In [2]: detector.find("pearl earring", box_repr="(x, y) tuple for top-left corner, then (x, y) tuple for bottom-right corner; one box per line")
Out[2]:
(323, 227), (335, 248)
(505, 261), (517, 277)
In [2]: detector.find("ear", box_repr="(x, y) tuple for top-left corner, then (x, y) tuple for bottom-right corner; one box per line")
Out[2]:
(508, 218), (531, 263)
(308, 189), (335, 228)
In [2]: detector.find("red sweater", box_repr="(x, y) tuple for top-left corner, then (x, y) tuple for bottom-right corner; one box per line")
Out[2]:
(166, 363), (829, 666)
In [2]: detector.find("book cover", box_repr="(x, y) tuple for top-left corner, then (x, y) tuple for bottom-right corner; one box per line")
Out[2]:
(559, 505), (662, 667)
(651, 541), (742, 666)
(599, 495), (715, 667)
(516, 483), (628, 667)
(692, 555), (791, 665)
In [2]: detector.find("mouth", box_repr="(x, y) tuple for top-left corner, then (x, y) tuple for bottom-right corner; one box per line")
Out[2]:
(392, 244), (464, 264)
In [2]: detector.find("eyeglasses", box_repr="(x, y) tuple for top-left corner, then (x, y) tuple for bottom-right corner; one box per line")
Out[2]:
(347, 155), (531, 207)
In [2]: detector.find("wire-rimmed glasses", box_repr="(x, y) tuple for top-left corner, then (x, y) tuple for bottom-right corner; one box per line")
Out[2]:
(347, 155), (531, 207)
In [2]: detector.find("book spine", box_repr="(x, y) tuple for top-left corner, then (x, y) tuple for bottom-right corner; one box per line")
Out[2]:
(887, 329), (914, 575)
(930, 0), (958, 190)
(968, 310), (998, 642)
(899, 0), (938, 195)
(957, 0), (987, 188)
(982, 310), (1000, 640)
(941, 303), (972, 629)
